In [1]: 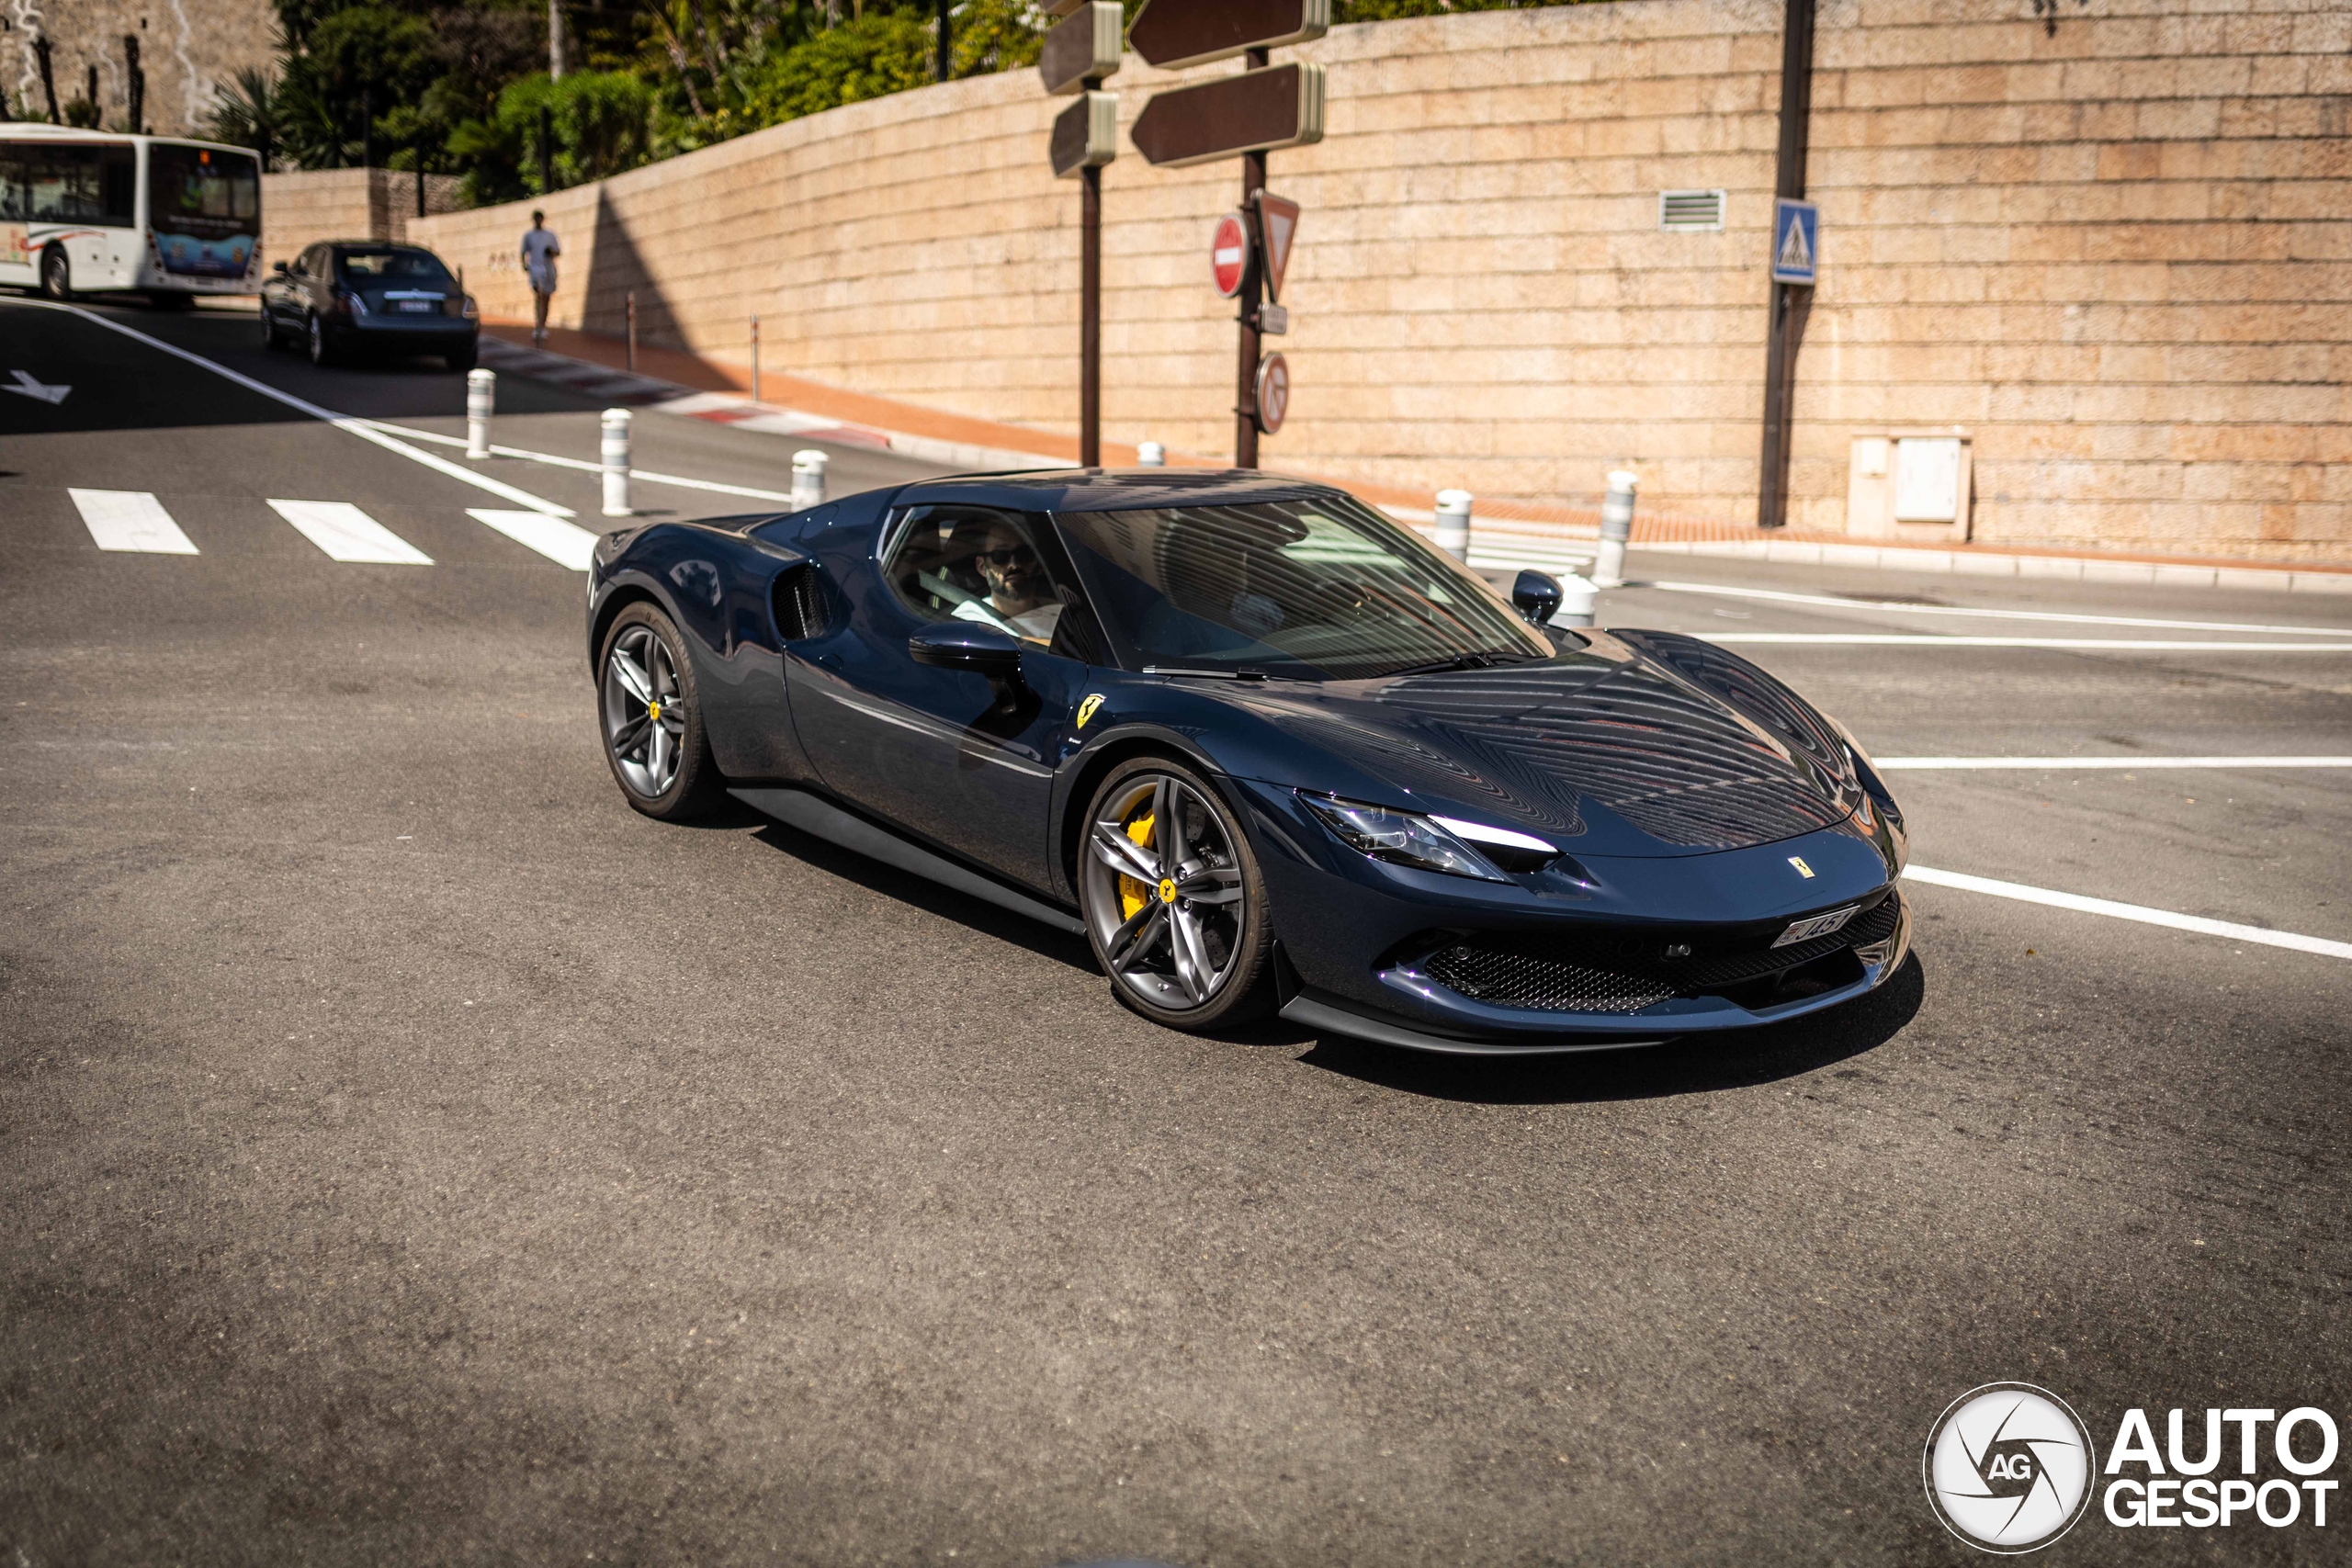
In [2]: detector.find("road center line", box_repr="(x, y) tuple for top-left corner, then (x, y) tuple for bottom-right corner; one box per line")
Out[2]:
(1876, 756), (2352, 771)
(1904, 865), (2352, 961)
(1651, 580), (2351, 637)
(1702, 635), (2352, 651)
(5, 299), (576, 517)
(368, 420), (796, 504)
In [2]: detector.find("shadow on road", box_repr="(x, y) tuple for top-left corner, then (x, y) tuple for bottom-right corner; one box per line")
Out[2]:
(1295, 953), (1926, 1104)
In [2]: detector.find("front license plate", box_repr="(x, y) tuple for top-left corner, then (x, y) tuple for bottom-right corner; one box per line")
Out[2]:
(1774, 904), (1859, 947)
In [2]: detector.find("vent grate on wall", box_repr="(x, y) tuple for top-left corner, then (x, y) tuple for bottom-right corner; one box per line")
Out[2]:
(1658, 189), (1725, 231)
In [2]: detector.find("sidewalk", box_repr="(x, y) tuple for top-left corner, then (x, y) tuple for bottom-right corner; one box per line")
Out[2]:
(482, 322), (2352, 595)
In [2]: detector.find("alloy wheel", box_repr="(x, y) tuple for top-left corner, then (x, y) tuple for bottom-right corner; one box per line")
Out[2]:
(1081, 773), (1249, 1012)
(602, 625), (687, 798)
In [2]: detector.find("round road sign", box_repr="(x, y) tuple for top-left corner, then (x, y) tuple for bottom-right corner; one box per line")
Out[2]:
(1255, 352), (1290, 435)
(1211, 213), (1250, 299)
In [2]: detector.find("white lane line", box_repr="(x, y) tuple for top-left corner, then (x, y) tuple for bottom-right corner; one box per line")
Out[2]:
(1905, 865), (2352, 962)
(468, 508), (599, 570)
(267, 500), (434, 565)
(68, 489), (198, 554)
(1651, 580), (2351, 637)
(1702, 635), (2352, 651)
(369, 420), (796, 503)
(1877, 756), (2352, 771)
(4, 299), (574, 517)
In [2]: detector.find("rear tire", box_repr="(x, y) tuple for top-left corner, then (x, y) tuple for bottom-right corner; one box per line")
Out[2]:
(598, 603), (724, 821)
(1078, 756), (1276, 1031)
(39, 246), (71, 301)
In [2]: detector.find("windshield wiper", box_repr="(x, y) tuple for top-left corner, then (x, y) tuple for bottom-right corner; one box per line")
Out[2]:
(1382, 649), (1540, 678)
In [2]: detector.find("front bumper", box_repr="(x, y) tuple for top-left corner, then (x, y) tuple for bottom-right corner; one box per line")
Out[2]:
(1232, 776), (1912, 1054)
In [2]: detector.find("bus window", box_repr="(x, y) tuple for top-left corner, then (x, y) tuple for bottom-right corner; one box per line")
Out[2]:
(6, 142), (132, 225)
(147, 143), (261, 278)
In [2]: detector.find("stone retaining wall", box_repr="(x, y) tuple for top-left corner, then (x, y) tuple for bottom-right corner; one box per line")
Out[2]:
(411, 0), (2352, 563)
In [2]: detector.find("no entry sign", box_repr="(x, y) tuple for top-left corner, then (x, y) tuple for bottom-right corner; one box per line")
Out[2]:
(1211, 213), (1250, 298)
(1255, 352), (1290, 434)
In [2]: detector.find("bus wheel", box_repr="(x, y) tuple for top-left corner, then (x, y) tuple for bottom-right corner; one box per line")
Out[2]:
(40, 247), (72, 302)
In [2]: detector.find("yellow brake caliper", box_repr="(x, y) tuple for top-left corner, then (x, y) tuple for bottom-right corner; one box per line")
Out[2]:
(1118, 810), (1155, 920)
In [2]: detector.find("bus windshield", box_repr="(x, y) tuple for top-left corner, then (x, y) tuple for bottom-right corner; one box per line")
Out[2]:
(148, 142), (259, 277)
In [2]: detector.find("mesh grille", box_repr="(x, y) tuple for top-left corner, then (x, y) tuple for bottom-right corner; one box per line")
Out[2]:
(1423, 947), (1679, 1015)
(1417, 896), (1898, 1016)
(771, 563), (826, 641)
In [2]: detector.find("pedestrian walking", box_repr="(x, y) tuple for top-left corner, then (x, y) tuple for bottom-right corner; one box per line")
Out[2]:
(521, 209), (560, 345)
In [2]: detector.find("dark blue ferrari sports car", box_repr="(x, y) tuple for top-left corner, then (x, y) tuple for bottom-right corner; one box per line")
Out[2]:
(586, 469), (1912, 1054)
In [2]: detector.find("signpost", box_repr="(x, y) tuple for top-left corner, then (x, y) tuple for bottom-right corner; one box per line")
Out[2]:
(1254, 353), (1289, 435)
(1128, 0), (1331, 72)
(1210, 214), (1249, 298)
(1253, 191), (1299, 303)
(1038, 0), (1122, 467)
(1127, 63), (1326, 169)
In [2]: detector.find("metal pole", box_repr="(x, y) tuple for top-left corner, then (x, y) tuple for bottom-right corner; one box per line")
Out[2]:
(538, 105), (554, 196)
(1594, 469), (1638, 588)
(1080, 160), (1102, 468)
(751, 314), (762, 404)
(1758, 0), (1815, 529)
(465, 368), (495, 459)
(626, 289), (637, 372)
(601, 409), (633, 517)
(1232, 47), (1270, 468)
(1434, 490), (1472, 563)
(935, 0), (952, 84)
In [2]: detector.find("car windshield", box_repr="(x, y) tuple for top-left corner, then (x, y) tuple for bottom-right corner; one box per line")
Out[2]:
(336, 248), (452, 285)
(1052, 494), (1554, 681)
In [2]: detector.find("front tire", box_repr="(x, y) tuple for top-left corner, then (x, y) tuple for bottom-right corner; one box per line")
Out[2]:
(258, 305), (279, 348)
(598, 604), (723, 821)
(39, 246), (71, 301)
(1078, 756), (1275, 1030)
(307, 312), (334, 367)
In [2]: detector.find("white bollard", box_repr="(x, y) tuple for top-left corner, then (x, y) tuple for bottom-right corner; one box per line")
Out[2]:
(464, 368), (495, 459)
(1553, 571), (1599, 628)
(601, 408), (633, 517)
(791, 448), (829, 512)
(1593, 468), (1638, 588)
(1136, 441), (1165, 468)
(1434, 489), (1474, 563)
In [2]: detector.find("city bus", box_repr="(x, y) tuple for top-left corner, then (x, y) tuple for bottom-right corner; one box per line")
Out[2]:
(0, 124), (263, 302)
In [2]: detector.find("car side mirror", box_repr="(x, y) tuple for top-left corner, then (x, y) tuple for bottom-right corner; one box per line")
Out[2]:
(909, 622), (1023, 681)
(272, 260), (288, 275)
(1511, 570), (1563, 626)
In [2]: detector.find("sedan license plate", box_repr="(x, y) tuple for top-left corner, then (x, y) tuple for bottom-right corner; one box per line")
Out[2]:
(1773, 904), (1858, 947)
(395, 299), (437, 313)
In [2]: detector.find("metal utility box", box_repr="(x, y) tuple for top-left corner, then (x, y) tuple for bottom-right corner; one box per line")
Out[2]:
(1846, 431), (1973, 542)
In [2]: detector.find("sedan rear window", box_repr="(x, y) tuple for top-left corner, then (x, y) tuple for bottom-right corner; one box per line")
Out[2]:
(1052, 495), (1552, 681)
(336, 248), (453, 284)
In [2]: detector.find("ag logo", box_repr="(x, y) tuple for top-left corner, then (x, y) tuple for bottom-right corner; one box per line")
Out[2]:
(1075, 693), (1105, 729)
(1924, 1383), (2094, 1553)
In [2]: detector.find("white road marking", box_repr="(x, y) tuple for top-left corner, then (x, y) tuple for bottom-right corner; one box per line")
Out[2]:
(1905, 865), (2352, 962)
(5, 367), (71, 403)
(4, 299), (574, 516)
(1876, 756), (2352, 771)
(1651, 580), (2350, 637)
(68, 489), (198, 554)
(1702, 635), (2352, 651)
(369, 420), (797, 503)
(468, 508), (599, 570)
(267, 500), (434, 565)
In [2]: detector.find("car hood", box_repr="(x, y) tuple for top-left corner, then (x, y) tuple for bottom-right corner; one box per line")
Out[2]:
(1216, 632), (1861, 859)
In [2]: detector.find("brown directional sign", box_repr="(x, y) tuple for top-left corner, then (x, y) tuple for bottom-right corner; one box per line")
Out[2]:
(1253, 191), (1300, 304)
(1039, 1), (1123, 96)
(1050, 91), (1119, 179)
(1130, 62), (1326, 169)
(1129, 0), (1330, 72)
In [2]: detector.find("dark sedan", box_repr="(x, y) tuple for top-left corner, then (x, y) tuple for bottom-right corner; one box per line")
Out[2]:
(259, 240), (479, 370)
(584, 470), (1914, 1055)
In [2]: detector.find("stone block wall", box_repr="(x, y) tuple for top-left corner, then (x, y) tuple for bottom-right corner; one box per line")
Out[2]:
(411, 0), (2352, 563)
(261, 168), (467, 270)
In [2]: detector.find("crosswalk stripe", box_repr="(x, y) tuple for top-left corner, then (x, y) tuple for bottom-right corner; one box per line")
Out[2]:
(69, 489), (199, 554)
(467, 508), (600, 571)
(266, 500), (434, 565)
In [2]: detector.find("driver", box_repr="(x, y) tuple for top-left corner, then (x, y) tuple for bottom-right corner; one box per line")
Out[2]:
(953, 519), (1065, 643)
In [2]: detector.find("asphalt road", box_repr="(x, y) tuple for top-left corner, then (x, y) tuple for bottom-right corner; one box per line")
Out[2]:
(4, 296), (2348, 1566)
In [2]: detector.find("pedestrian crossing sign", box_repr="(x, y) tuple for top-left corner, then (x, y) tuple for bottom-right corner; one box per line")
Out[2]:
(1771, 197), (1819, 286)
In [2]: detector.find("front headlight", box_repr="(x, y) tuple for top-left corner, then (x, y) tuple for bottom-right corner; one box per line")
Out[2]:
(1301, 794), (1510, 882)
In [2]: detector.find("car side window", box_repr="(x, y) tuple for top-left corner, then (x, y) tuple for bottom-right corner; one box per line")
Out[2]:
(880, 506), (1077, 649)
(296, 244), (322, 278)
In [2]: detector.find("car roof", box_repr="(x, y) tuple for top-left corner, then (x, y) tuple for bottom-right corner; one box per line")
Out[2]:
(890, 468), (1347, 513)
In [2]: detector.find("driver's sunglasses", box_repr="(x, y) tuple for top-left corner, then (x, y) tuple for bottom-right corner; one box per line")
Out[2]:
(978, 545), (1035, 567)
